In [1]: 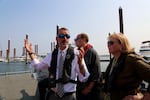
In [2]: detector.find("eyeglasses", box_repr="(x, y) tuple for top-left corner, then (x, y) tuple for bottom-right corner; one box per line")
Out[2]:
(74, 37), (81, 41)
(107, 41), (115, 45)
(57, 34), (70, 39)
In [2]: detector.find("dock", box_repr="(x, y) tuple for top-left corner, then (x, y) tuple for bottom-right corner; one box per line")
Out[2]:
(0, 73), (39, 100)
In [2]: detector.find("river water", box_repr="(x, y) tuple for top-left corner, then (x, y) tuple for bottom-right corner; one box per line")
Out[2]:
(0, 62), (31, 74)
(0, 61), (109, 74)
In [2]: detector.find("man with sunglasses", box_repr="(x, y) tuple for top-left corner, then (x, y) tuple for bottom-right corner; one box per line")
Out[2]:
(74, 33), (102, 100)
(24, 27), (90, 100)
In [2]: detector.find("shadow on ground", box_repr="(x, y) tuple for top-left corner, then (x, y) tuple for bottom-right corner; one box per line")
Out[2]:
(0, 96), (5, 100)
(20, 89), (39, 100)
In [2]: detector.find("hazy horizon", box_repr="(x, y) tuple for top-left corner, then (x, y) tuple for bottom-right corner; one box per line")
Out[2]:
(0, 0), (150, 57)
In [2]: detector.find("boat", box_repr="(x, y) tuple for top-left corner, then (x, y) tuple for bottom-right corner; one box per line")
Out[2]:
(139, 40), (150, 61)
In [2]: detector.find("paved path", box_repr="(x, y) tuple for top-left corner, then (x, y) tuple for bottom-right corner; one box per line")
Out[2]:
(0, 73), (39, 100)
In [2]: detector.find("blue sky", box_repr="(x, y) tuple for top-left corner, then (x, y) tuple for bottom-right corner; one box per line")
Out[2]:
(0, 0), (150, 57)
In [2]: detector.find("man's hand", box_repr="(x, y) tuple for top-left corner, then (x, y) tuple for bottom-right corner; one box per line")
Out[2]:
(77, 47), (84, 65)
(81, 82), (95, 95)
(77, 47), (85, 76)
(24, 38), (35, 60)
(24, 38), (33, 53)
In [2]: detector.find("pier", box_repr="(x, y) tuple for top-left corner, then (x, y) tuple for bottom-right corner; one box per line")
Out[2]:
(0, 73), (39, 100)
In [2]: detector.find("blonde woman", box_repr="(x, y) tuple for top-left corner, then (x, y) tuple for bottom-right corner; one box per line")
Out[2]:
(103, 33), (150, 100)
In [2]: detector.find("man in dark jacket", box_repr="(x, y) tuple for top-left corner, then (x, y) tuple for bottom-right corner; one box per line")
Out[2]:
(75, 33), (102, 100)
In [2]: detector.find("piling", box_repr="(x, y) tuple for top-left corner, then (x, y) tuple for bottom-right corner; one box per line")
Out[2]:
(13, 48), (16, 61)
(0, 50), (2, 58)
(35, 44), (38, 55)
(56, 25), (59, 48)
(25, 34), (28, 64)
(6, 40), (10, 62)
(119, 7), (124, 34)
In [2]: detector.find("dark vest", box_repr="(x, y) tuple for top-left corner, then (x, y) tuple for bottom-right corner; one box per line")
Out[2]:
(48, 47), (75, 88)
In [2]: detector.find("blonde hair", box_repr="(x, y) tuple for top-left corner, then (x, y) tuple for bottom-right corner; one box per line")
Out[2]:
(108, 33), (134, 53)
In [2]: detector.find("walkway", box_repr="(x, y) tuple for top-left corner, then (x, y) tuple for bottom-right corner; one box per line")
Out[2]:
(0, 73), (39, 100)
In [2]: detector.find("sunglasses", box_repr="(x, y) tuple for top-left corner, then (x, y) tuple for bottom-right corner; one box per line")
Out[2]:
(74, 37), (81, 41)
(57, 34), (70, 39)
(107, 41), (115, 45)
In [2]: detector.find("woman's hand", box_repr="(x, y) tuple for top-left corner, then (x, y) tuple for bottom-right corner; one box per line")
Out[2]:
(81, 87), (91, 95)
(123, 93), (143, 100)
(143, 92), (150, 100)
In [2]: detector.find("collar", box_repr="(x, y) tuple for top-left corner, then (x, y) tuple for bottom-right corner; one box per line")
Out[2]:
(58, 46), (68, 54)
(84, 43), (93, 53)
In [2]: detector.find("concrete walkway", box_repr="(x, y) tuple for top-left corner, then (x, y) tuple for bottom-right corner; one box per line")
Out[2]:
(0, 73), (39, 100)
